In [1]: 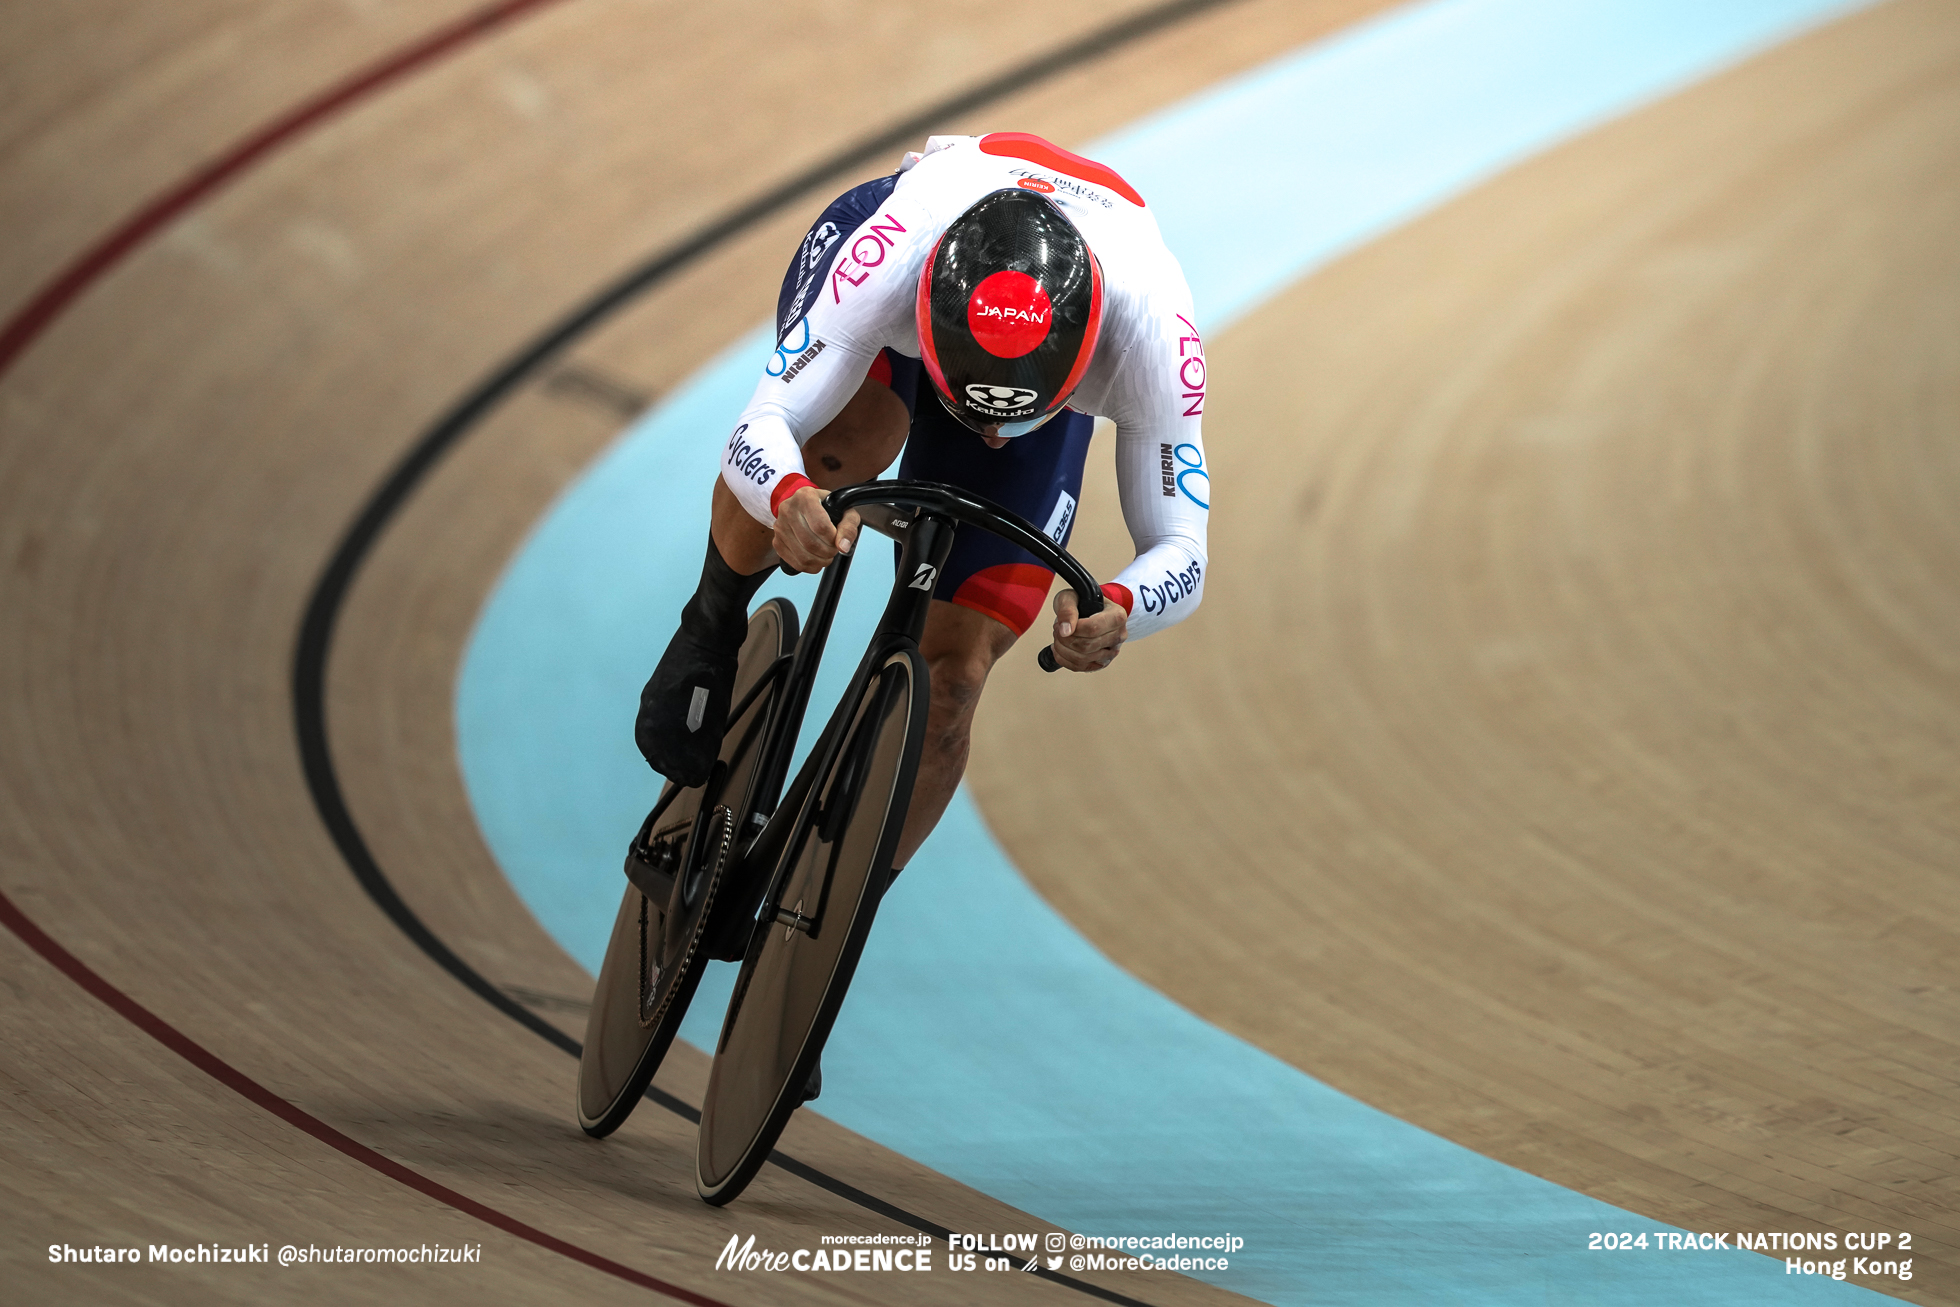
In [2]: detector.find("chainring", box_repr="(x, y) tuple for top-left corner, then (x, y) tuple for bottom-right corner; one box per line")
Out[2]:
(638, 804), (734, 1030)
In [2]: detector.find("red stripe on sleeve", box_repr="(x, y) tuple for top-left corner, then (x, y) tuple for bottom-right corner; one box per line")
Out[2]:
(770, 473), (818, 515)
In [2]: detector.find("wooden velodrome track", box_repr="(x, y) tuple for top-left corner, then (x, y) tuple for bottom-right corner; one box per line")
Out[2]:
(2, 1), (1954, 1305)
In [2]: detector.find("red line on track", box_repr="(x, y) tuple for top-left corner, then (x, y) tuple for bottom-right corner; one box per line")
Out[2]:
(0, 0), (572, 379)
(1, 890), (732, 1304)
(0, 6), (729, 1295)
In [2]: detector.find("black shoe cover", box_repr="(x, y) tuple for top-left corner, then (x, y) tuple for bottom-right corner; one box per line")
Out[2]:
(635, 541), (771, 789)
(635, 629), (737, 789)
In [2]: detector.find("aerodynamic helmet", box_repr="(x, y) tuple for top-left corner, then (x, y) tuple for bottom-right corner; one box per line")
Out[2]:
(915, 188), (1102, 438)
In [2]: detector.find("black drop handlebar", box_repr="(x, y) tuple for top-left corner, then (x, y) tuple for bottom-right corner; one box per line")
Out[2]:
(823, 480), (1101, 673)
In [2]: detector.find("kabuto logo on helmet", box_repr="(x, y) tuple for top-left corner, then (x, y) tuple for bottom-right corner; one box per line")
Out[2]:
(916, 187), (1103, 435)
(965, 384), (1038, 413)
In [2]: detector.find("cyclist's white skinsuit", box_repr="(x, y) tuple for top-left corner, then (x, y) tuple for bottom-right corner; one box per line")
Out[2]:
(720, 133), (1210, 638)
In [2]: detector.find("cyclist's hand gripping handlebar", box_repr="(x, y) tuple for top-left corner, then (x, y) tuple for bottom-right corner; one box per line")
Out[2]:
(1037, 584), (1109, 674)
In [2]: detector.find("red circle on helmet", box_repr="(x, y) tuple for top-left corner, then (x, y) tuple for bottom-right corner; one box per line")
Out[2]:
(965, 271), (1053, 358)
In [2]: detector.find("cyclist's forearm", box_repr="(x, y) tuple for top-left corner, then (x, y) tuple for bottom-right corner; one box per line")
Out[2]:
(1109, 536), (1206, 638)
(1109, 422), (1209, 639)
(718, 412), (810, 526)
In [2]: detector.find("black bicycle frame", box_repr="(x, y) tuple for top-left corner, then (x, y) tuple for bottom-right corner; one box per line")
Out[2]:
(723, 479), (1105, 939)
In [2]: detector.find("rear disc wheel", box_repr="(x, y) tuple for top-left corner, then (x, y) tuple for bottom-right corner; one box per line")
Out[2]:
(694, 647), (927, 1203)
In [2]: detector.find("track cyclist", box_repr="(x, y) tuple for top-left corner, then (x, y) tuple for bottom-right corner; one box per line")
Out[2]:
(637, 130), (1210, 910)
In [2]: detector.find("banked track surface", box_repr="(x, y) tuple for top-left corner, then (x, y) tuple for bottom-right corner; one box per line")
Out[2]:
(974, 0), (1959, 1298)
(0, 1), (1392, 1303)
(448, 3), (1956, 1300)
(6, 0), (1953, 1302)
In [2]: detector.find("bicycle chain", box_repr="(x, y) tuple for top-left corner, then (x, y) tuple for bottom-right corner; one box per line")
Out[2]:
(638, 803), (734, 1031)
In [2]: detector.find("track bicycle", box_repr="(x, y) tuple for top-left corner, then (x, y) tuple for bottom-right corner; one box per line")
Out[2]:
(575, 479), (1103, 1205)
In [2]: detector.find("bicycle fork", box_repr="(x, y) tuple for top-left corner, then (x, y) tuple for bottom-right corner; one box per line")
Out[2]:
(741, 508), (956, 950)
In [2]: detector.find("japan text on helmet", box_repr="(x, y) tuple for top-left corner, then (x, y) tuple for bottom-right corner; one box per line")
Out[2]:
(915, 188), (1102, 437)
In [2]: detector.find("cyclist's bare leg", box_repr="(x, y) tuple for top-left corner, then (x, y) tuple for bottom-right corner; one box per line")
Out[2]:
(895, 600), (1019, 868)
(711, 375), (909, 573)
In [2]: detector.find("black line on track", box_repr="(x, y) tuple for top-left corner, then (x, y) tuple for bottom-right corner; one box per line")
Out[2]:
(293, 3), (1243, 1303)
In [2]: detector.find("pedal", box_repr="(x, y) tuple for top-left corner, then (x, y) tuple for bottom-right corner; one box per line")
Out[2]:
(622, 822), (686, 902)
